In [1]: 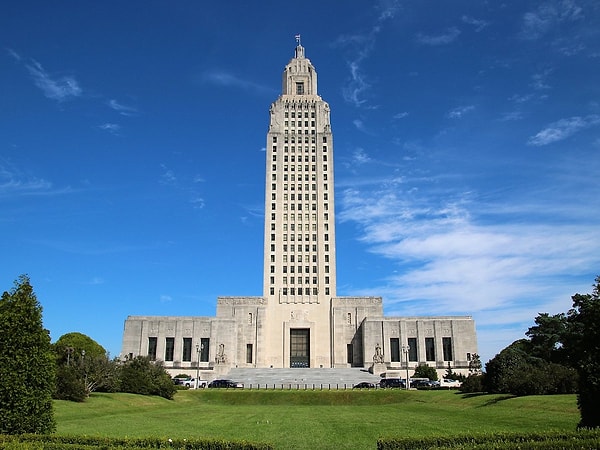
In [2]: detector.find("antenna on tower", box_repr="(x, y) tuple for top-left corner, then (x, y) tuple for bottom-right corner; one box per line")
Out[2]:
(295, 34), (301, 46)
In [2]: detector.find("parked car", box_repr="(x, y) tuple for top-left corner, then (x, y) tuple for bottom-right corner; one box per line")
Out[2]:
(208, 379), (244, 389)
(440, 379), (462, 388)
(379, 378), (406, 388)
(411, 379), (436, 389)
(184, 378), (208, 389)
(353, 382), (377, 389)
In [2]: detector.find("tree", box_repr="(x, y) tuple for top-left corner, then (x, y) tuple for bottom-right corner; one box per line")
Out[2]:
(53, 332), (118, 400)
(412, 363), (438, 381)
(118, 356), (177, 399)
(468, 353), (482, 375)
(563, 276), (600, 428)
(0, 275), (56, 434)
(525, 312), (568, 364)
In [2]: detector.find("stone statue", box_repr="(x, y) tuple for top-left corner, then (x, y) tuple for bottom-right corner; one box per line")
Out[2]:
(215, 343), (227, 364)
(373, 343), (384, 363)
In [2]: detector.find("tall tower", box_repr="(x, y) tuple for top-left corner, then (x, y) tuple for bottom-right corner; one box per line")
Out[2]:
(261, 40), (337, 368)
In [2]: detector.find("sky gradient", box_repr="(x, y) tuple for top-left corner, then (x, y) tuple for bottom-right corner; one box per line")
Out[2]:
(2, 1), (599, 365)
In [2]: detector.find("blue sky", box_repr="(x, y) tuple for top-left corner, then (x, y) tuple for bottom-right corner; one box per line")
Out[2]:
(2, 1), (599, 365)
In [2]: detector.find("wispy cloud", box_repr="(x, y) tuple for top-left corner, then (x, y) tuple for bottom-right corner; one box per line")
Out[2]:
(0, 159), (70, 198)
(416, 27), (461, 46)
(447, 105), (475, 119)
(520, 0), (583, 40)
(98, 123), (121, 134)
(24, 59), (82, 102)
(333, 1), (400, 108)
(461, 15), (489, 32)
(352, 148), (372, 165)
(108, 99), (138, 116)
(159, 164), (177, 186)
(528, 114), (600, 146)
(6, 47), (22, 62)
(530, 68), (553, 90)
(202, 70), (274, 95)
(338, 182), (600, 362)
(393, 112), (409, 119)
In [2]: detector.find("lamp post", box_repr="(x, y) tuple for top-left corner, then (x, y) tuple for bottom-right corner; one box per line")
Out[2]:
(401, 345), (410, 390)
(195, 343), (204, 389)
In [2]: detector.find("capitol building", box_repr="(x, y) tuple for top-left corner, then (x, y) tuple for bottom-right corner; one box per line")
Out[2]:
(121, 41), (477, 378)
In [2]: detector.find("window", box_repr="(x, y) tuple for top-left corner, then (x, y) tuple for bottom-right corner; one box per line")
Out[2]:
(245, 344), (253, 364)
(148, 337), (157, 360)
(347, 344), (353, 365)
(347, 312), (352, 324)
(408, 338), (418, 361)
(165, 337), (174, 362)
(296, 82), (304, 95)
(200, 338), (210, 362)
(182, 337), (192, 362)
(443, 337), (453, 361)
(390, 338), (400, 362)
(425, 337), (435, 361)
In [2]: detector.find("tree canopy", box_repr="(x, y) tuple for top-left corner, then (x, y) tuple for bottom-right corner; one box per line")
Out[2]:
(0, 275), (56, 434)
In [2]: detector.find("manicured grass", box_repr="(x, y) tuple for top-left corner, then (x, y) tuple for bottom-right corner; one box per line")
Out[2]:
(54, 390), (579, 450)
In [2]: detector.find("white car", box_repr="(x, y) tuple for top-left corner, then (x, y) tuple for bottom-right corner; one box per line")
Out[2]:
(184, 378), (207, 389)
(440, 379), (462, 388)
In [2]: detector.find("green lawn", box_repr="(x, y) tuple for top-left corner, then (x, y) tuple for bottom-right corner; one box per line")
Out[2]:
(54, 390), (579, 450)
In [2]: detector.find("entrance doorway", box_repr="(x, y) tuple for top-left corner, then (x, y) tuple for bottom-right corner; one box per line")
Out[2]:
(290, 328), (310, 368)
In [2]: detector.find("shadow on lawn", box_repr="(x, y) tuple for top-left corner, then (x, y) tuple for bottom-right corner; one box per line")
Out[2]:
(460, 392), (516, 406)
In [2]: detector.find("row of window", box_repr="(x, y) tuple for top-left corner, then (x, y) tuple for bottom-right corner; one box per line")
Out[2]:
(148, 337), (210, 363)
(273, 136), (327, 144)
(272, 174), (328, 182)
(270, 266), (330, 275)
(388, 337), (454, 363)
(270, 276), (319, 285)
(270, 243), (331, 252)
(278, 287), (329, 296)
(271, 145), (327, 154)
(272, 154), (327, 162)
(270, 183), (325, 191)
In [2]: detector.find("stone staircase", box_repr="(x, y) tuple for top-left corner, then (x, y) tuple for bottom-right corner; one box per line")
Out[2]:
(225, 367), (382, 389)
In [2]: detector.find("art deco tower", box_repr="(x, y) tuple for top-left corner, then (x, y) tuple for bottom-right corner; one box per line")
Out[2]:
(261, 41), (337, 367)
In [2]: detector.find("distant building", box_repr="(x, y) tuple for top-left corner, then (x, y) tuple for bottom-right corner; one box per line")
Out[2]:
(121, 41), (477, 377)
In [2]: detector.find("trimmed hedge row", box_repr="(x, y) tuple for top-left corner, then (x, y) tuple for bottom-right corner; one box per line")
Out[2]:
(0, 435), (272, 450)
(377, 430), (600, 449)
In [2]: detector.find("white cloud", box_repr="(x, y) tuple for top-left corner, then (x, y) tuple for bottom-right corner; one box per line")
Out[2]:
(447, 105), (475, 119)
(108, 99), (138, 116)
(520, 0), (583, 40)
(461, 15), (489, 32)
(25, 59), (82, 101)
(160, 295), (173, 303)
(98, 123), (121, 134)
(202, 70), (273, 95)
(393, 112), (409, 119)
(338, 184), (600, 363)
(352, 148), (371, 165)
(528, 115), (600, 146)
(416, 27), (461, 46)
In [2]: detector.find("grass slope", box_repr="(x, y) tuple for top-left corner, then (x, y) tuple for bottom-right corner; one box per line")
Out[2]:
(54, 390), (579, 450)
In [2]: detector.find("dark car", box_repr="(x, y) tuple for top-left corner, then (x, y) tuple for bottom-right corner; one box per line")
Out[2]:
(379, 378), (406, 388)
(353, 382), (377, 389)
(207, 379), (244, 389)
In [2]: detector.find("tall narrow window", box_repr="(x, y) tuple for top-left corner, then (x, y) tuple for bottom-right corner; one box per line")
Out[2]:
(182, 337), (192, 362)
(165, 337), (174, 362)
(347, 344), (354, 365)
(408, 337), (418, 362)
(442, 337), (453, 361)
(390, 338), (400, 362)
(200, 338), (210, 362)
(296, 82), (304, 95)
(148, 337), (157, 361)
(246, 344), (253, 364)
(425, 337), (435, 362)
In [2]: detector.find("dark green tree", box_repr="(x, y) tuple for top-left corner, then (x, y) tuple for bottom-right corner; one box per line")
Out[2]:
(412, 363), (438, 381)
(563, 276), (600, 428)
(525, 312), (568, 364)
(0, 275), (56, 434)
(118, 356), (176, 399)
(53, 332), (117, 400)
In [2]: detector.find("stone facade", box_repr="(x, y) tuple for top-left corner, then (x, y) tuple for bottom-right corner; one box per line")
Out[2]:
(121, 40), (478, 378)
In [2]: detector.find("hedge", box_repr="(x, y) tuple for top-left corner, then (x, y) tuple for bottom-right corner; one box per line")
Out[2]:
(377, 429), (600, 449)
(0, 435), (272, 450)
